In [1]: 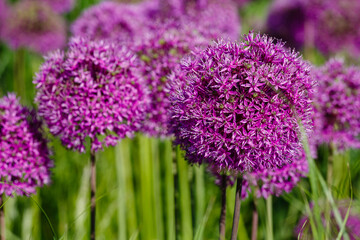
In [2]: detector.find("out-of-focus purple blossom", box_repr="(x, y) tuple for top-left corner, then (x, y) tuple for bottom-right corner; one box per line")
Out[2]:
(0, 0), (8, 37)
(2, 1), (66, 54)
(71, 1), (146, 42)
(136, 21), (209, 137)
(38, 0), (75, 13)
(296, 200), (360, 239)
(313, 59), (360, 150)
(186, 0), (241, 41)
(34, 37), (149, 153)
(0, 93), (53, 197)
(241, 152), (308, 199)
(307, 0), (360, 57)
(169, 32), (314, 173)
(267, 0), (306, 50)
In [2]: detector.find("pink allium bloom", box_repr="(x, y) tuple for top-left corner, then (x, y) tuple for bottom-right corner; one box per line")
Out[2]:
(296, 200), (360, 239)
(170, 33), (314, 172)
(0, 94), (53, 196)
(2, 1), (66, 54)
(136, 22), (208, 137)
(307, 0), (360, 57)
(37, 0), (75, 13)
(241, 153), (308, 198)
(71, 2), (145, 42)
(34, 37), (149, 153)
(312, 59), (360, 150)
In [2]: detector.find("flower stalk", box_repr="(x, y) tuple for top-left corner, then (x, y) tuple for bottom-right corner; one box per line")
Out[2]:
(90, 150), (96, 240)
(230, 176), (243, 240)
(219, 175), (227, 240)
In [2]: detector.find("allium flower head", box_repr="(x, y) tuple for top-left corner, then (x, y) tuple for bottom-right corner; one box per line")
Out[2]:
(296, 200), (360, 239)
(2, 1), (66, 54)
(313, 59), (360, 150)
(136, 22), (208, 137)
(241, 152), (308, 198)
(34, 37), (149, 152)
(170, 32), (314, 172)
(267, 0), (306, 50)
(307, 0), (360, 57)
(38, 0), (75, 13)
(0, 93), (53, 196)
(71, 2), (145, 42)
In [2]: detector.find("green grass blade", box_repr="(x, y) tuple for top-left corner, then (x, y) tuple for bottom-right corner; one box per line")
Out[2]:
(30, 196), (57, 239)
(176, 146), (193, 240)
(163, 140), (175, 240)
(194, 197), (216, 240)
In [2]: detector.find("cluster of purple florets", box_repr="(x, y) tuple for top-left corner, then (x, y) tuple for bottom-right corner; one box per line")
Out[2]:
(135, 22), (208, 137)
(34, 37), (149, 152)
(1, 1), (66, 54)
(71, 2), (146, 43)
(312, 59), (360, 150)
(170, 33), (314, 172)
(241, 153), (308, 199)
(0, 94), (52, 196)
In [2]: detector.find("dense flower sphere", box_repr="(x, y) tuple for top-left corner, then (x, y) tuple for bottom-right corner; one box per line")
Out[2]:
(2, 1), (66, 54)
(71, 2), (145, 42)
(0, 94), (53, 196)
(296, 200), (360, 239)
(136, 22), (208, 137)
(39, 0), (75, 13)
(241, 153), (308, 198)
(312, 59), (360, 150)
(34, 37), (149, 152)
(267, 0), (306, 50)
(307, 0), (360, 57)
(170, 33), (314, 172)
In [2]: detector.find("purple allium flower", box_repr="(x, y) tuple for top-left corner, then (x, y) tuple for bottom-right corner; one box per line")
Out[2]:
(241, 152), (308, 199)
(34, 37), (149, 153)
(307, 0), (360, 57)
(2, 1), (66, 54)
(296, 200), (360, 239)
(136, 22), (208, 137)
(0, 93), (53, 196)
(186, 0), (241, 41)
(38, 0), (75, 13)
(312, 59), (360, 150)
(266, 0), (306, 50)
(71, 2), (145, 43)
(169, 32), (314, 172)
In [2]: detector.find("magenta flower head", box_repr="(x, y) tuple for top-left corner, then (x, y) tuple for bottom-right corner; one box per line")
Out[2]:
(34, 37), (149, 153)
(312, 59), (360, 150)
(71, 2), (145, 42)
(296, 200), (360, 239)
(136, 22), (208, 137)
(241, 152), (308, 199)
(169, 32), (314, 173)
(38, 0), (75, 14)
(266, 0), (306, 50)
(2, 1), (66, 54)
(0, 93), (53, 196)
(186, 0), (241, 41)
(307, 0), (360, 57)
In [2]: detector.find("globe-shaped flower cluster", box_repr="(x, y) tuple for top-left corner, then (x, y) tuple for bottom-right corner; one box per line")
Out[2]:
(71, 2), (146, 42)
(0, 94), (53, 196)
(2, 1), (66, 54)
(34, 37), (149, 152)
(170, 33), (314, 172)
(313, 59), (360, 150)
(307, 0), (360, 57)
(136, 22), (208, 137)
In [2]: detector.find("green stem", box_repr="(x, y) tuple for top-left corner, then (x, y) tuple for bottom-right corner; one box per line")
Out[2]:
(14, 49), (27, 101)
(90, 150), (96, 240)
(0, 196), (4, 240)
(195, 165), (205, 228)
(219, 175), (227, 240)
(164, 140), (175, 240)
(176, 146), (193, 240)
(266, 196), (273, 240)
(230, 177), (243, 240)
